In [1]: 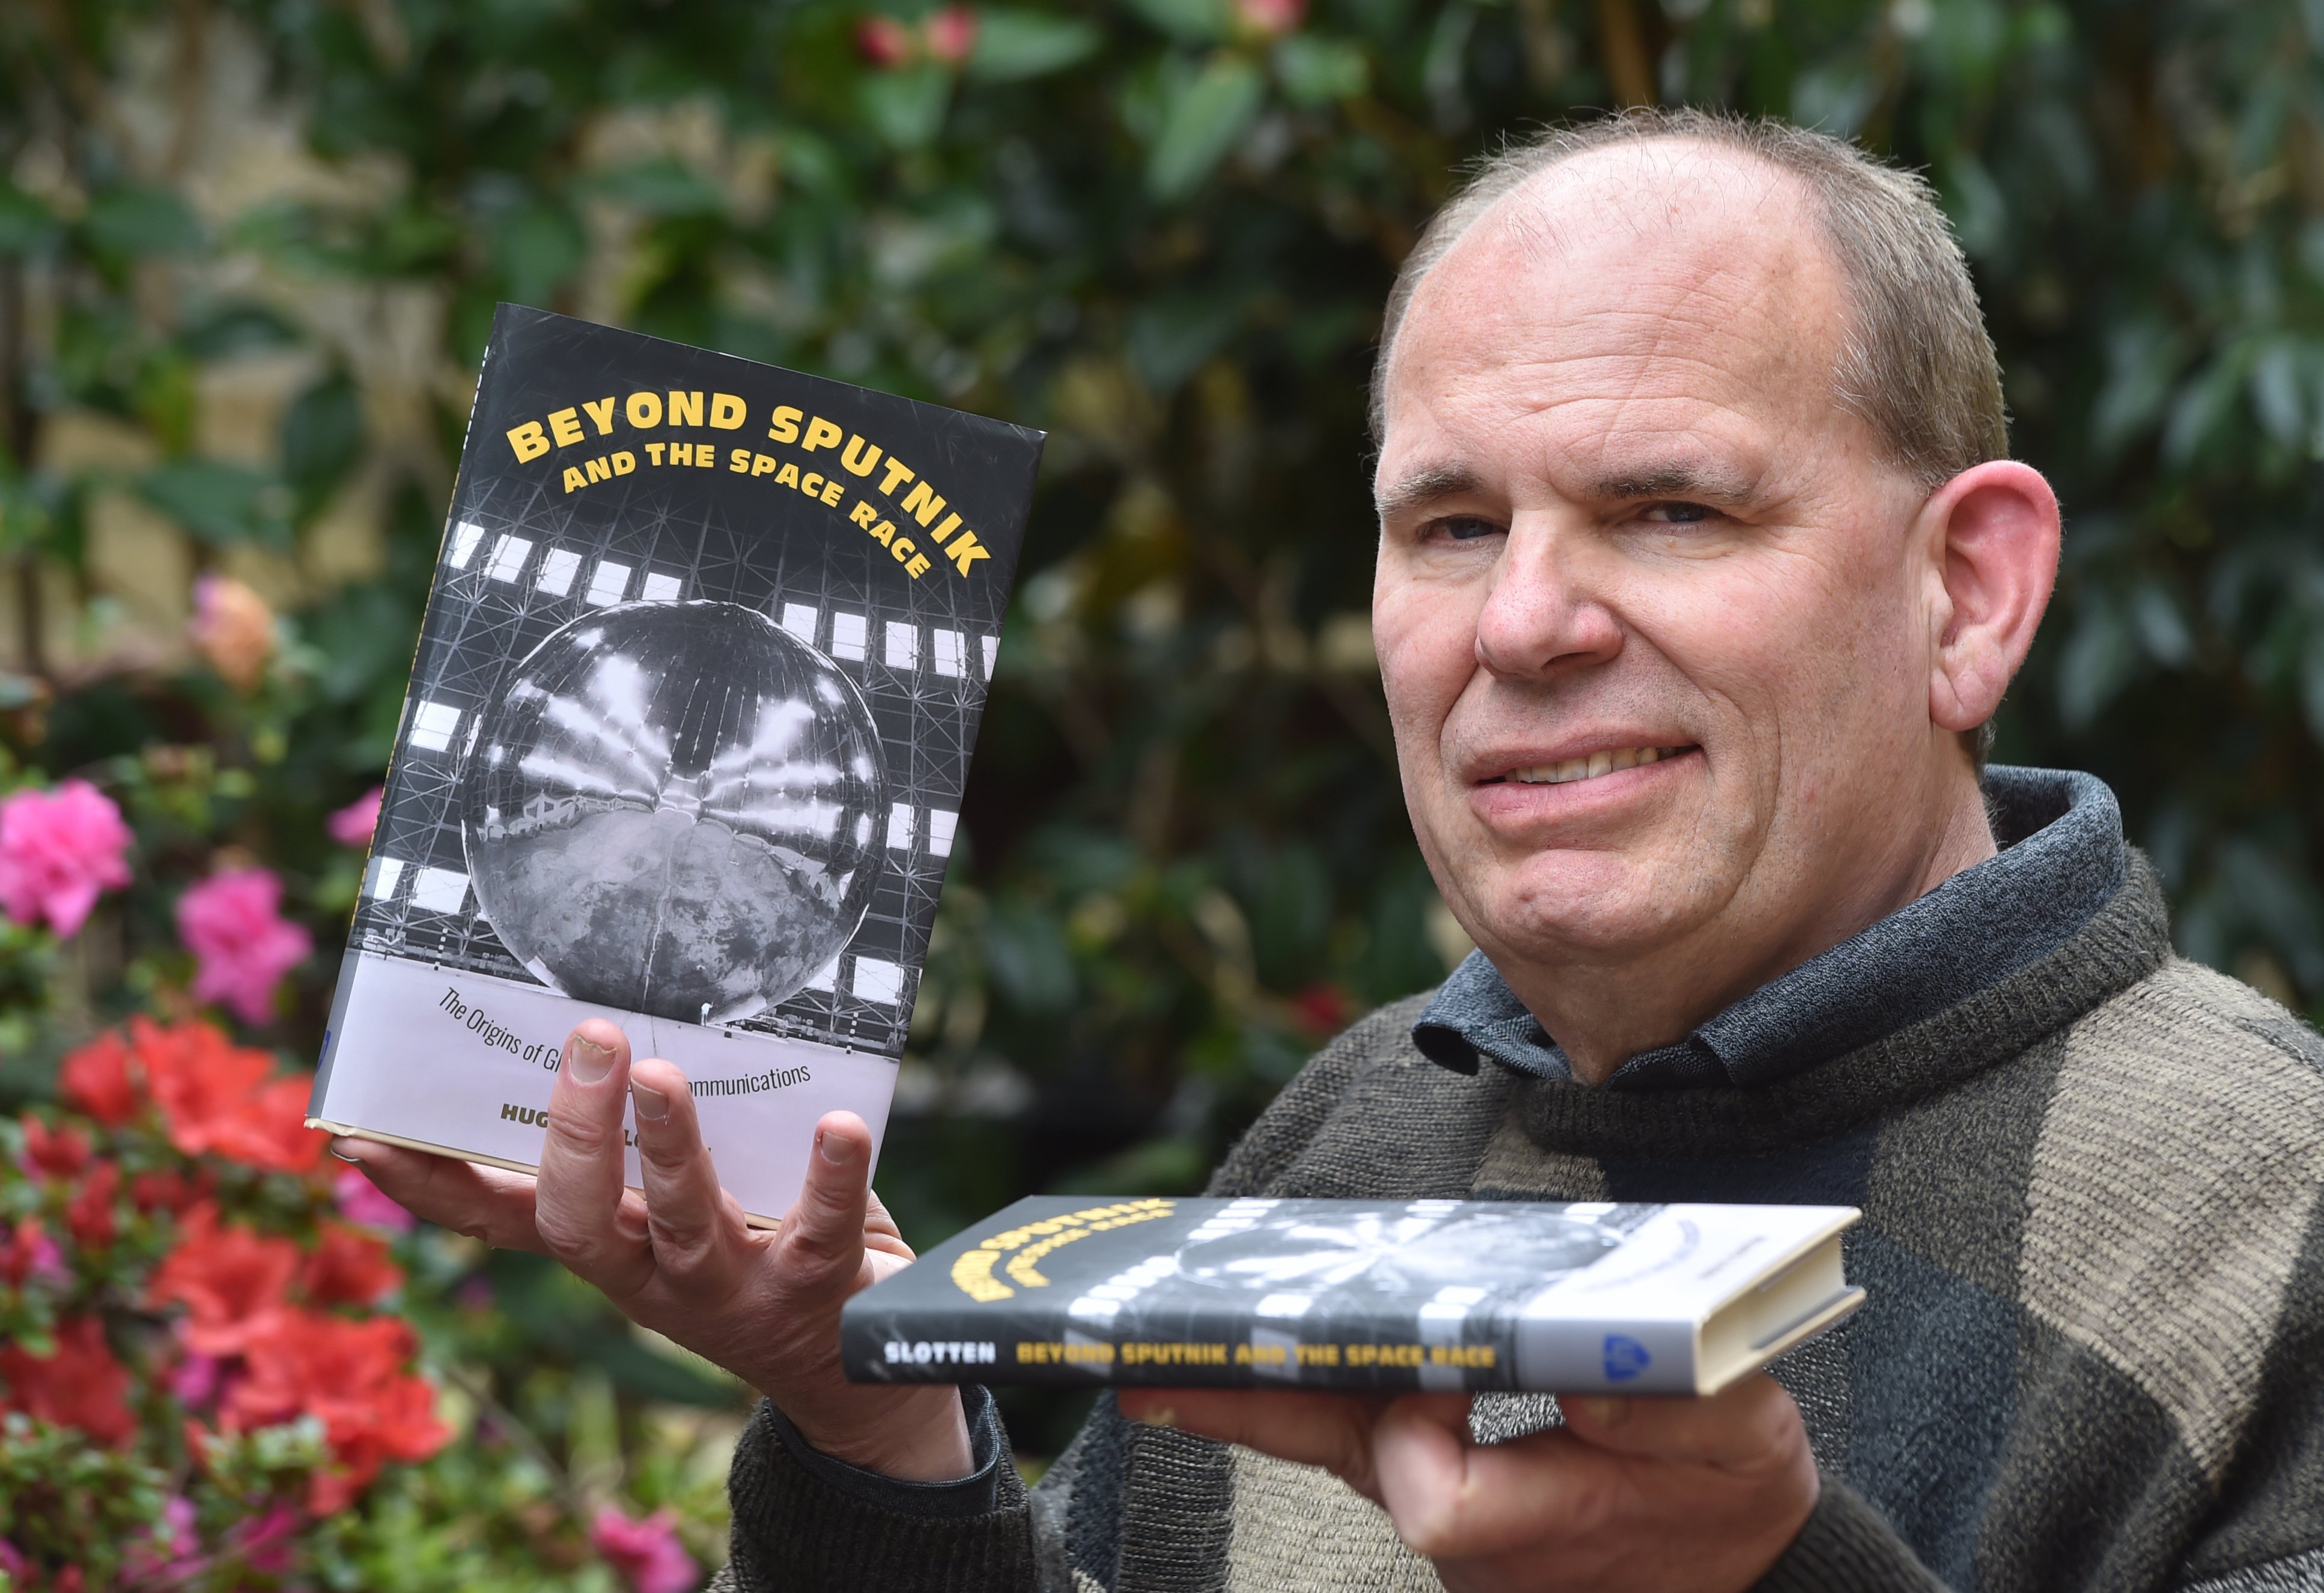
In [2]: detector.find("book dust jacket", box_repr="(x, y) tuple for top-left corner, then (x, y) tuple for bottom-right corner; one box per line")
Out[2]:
(309, 306), (1041, 1221)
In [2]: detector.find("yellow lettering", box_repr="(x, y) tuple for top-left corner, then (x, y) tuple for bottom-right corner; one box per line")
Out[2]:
(585, 457), (612, 484)
(752, 453), (779, 477)
(582, 396), (616, 435)
(729, 448), (751, 472)
(611, 451), (635, 476)
(821, 478), (845, 506)
(892, 536), (917, 564)
(840, 434), (883, 476)
(710, 392), (747, 429)
(697, 446), (716, 467)
(801, 472), (824, 498)
(849, 500), (879, 529)
(774, 463), (801, 488)
(928, 511), (962, 545)
(866, 519), (895, 547)
(879, 457), (916, 495)
(548, 407), (584, 448)
(508, 421), (550, 462)
(768, 405), (803, 444)
(670, 441), (694, 467)
(626, 391), (663, 428)
(904, 553), (931, 579)
(645, 442), (666, 466)
(946, 529), (990, 577)
(801, 416), (844, 453)
(561, 466), (586, 493)
(668, 390), (704, 427)
(900, 481), (947, 527)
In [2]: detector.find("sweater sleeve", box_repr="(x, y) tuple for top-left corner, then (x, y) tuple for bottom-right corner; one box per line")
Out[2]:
(1751, 1480), (1953, 1593)
(721, 1389), (1041, 1592)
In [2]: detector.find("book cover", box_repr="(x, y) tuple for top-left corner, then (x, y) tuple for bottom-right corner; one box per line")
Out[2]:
(842, 1196), (1864, 1395)
(308, 305), (1042, 1222)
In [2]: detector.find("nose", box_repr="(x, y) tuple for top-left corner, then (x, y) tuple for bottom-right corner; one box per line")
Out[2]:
(1474, 520), (1625, 680)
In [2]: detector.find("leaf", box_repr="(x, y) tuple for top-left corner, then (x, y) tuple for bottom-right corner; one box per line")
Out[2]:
(282, 374), (365, 512)
(2056, 600), (2137, 730)
(179, 302), (305, 360)
(1272, 35), (1367, 108)
(2249, 341), (2304, 448)
(1121, 0), (1230, 44)
(82, 184), (204, 258)
(1146, 55), (1265, 202)
(135, 460), (291, 548)
(967, 11), (1103, 82)
(0, 183), (58, 255)
(984, 899), (1076, 1013)
(590, 159), (727, 217)
(1938, 151), (2007, 259)
(860, 62), (954, 150)
(490, 200), (587, 309)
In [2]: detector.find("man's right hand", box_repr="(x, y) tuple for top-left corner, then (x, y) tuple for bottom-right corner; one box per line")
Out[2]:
(335, 1017), (974, 1482)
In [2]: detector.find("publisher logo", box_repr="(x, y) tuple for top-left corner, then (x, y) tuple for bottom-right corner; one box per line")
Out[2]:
(1602, 1334), (1652, 1383)
(883, 1341), (996, 1367)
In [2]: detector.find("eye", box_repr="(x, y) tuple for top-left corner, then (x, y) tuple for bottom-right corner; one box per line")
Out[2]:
(1425, 515), (1504, 542)
(1638, 502), (1715, 524)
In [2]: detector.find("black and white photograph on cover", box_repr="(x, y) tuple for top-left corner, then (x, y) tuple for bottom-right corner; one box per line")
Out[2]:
(342, 307), (1036, 1061)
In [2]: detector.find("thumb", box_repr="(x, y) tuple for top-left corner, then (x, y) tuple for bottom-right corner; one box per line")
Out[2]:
(776, 1111), (875, 1292)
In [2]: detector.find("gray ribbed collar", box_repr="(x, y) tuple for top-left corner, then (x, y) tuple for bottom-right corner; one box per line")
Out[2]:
(1411, 765), (2129, 1091)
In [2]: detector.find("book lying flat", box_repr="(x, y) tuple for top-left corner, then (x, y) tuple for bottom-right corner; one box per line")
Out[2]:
(308, 305), (1040, 1222)
(842, 1196), (1863, 1395)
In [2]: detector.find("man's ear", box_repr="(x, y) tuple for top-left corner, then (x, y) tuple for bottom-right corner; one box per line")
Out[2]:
(1918, 461), (2061, 734)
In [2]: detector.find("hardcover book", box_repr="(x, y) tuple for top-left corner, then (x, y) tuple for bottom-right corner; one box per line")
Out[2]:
(842, 1196), (1864, 1395)
(308, 305), (1041, 1222)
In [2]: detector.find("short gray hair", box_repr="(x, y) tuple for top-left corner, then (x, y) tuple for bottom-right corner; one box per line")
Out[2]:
(1370, 108), (2009, 490)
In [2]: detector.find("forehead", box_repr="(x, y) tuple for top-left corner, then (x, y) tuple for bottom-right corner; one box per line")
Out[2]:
(1379, 142), (1854, 484)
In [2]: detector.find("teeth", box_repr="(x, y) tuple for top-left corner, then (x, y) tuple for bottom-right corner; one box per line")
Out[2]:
(1509, 747), (1684, 785)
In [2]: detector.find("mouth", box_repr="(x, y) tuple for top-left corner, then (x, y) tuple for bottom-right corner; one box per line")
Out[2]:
(1478, 745), (1699, 789)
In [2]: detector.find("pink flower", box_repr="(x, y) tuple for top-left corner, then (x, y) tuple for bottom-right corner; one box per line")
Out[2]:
(855, 14), (913, 66)
(328, 786), (383, 848)
(925, 5), (978, 63)
(0, 779), (133, 938)
(333, 1165), (416, 1234)
(592, 1508), (699, 1593)
(189, 575), (276, 691)
(177, 870), (313, 1025)
(1236, 0), (1304, 32)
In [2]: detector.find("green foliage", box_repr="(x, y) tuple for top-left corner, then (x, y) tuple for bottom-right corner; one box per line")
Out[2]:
(1, 0), (2320, 1485)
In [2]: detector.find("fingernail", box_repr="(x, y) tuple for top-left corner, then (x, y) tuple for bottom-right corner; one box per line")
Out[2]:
(1576, 1397), (1628, 1428)
(568, 1034), (616, 1084)
(818, 1130), (856, 1167)
(1136, 1405), (1177, 1429)
(633, 1082), (669, 1123)
(329, 1138), (364, 1164)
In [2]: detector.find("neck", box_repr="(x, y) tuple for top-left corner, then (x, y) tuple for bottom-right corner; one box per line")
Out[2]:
(1495, 762), (2000, 1087)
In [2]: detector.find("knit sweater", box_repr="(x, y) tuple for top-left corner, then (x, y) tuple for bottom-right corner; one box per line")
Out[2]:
(717, 776), (2324, 1592)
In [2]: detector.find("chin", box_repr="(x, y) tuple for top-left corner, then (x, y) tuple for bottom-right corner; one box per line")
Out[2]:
(1462, 851), (1724, 965)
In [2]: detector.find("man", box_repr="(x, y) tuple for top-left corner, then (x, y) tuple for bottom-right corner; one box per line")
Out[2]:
(344, 110), (2324, 1591)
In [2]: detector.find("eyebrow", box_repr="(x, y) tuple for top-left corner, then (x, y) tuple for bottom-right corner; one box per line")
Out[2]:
(1581, 462), (1759, 506)
(1373, 463), (1484, 521)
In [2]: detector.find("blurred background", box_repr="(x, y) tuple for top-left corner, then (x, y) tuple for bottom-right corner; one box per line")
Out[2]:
(2, 0), (2322, 1582)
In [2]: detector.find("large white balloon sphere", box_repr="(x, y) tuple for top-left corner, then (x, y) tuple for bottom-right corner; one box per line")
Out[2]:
(461, 600), (888, 1024)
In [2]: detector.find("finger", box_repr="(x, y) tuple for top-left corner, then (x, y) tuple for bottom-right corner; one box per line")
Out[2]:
(773, 1111), (877, 1296)
(627, 1057), (746, 1293)
(333, 1138), (545, 1254)
(1374, 1396), (1605, 1559)
(1560, 1375), (1804, 1469)
(532, 1019), (655, 1295)
(1116, 1389), (1387, 1499)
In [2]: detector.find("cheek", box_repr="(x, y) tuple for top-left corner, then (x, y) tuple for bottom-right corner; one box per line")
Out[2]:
(1372, 573), (1482, 732)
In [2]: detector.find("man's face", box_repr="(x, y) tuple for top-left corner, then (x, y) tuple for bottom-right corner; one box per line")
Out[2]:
(1373, 144), (1946, 1009)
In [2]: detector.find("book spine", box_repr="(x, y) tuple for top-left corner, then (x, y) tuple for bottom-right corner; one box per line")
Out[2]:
(840, 1298), (1533, 1393)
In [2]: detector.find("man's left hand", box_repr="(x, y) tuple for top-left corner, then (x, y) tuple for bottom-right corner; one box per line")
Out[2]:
(1113, 1374), (1816, 1593)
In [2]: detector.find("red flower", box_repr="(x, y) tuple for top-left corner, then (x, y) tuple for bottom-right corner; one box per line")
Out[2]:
(139, 1018), (326, 1173)
(229, 1309), (449, 1508)
(1235, 0), (1304, 34)
(0, 1216), (62, 1287)
(856, 14), (914, 66)
(0, 1316), (135, 1445)
(1291, 981), (1354, 1036)
(20, 1115), (93, 1179)
(925, 5), (978, 64)
(58, 1030), (141, 1126)
(147, 1203), (298, 1356)
(302, 1222), (403, 1307)
(65, 1160), (120, 1250)
(131, 1167), (211, 1215)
